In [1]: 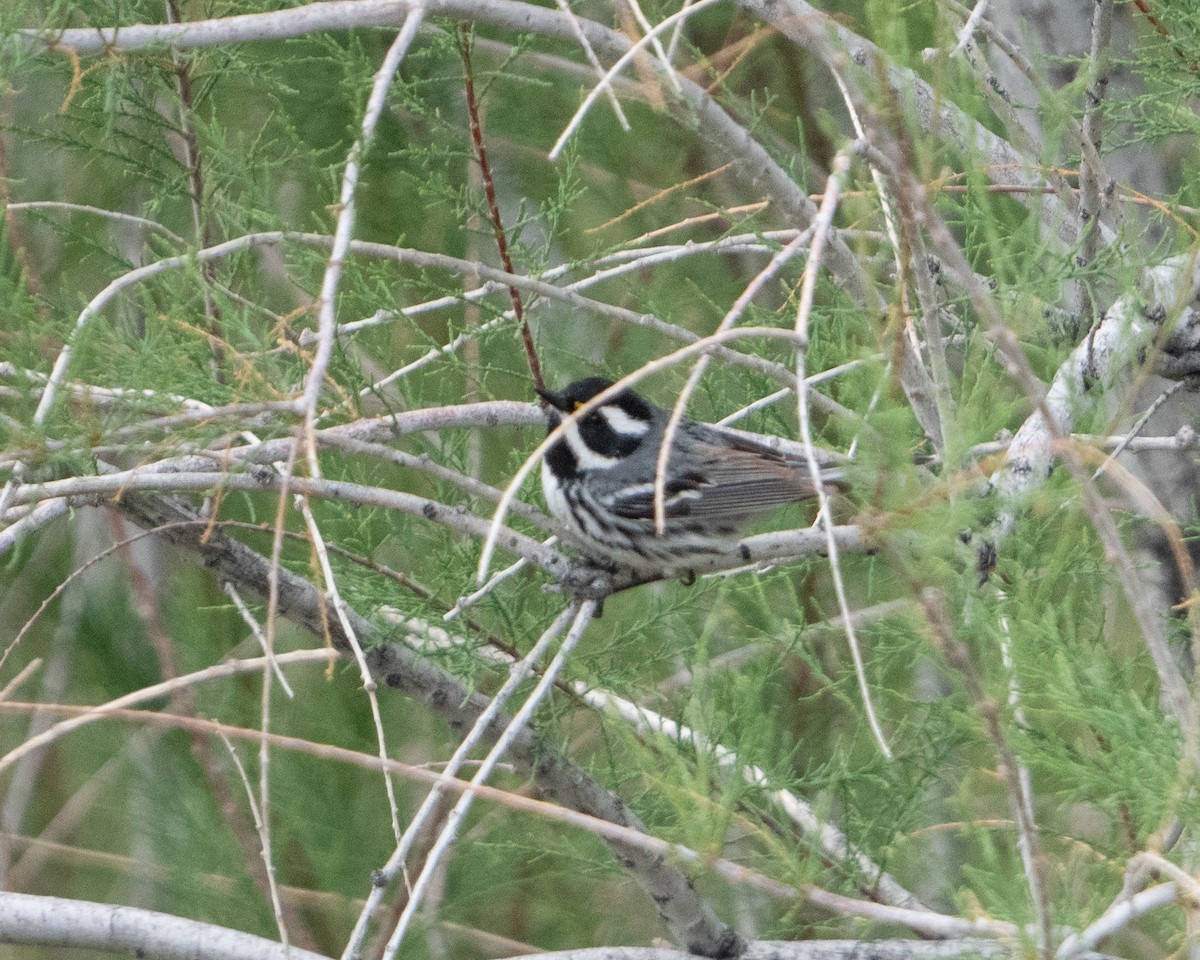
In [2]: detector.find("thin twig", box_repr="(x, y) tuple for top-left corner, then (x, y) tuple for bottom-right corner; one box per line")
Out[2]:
(552, 0), (630, 129)
(164, 0), (227, 382)
(1092, 379), (1189, 480)
(1056, 883), (1177, 959)
(1077, 0), (1115, 320)
(921, 589), (1053, 956)
(216, 731), (290, 950)
(0, 695), (1021, 941)
(549, 0), (727, 159)
(458, 25), (543, 390)
(340, 602), (584, 960)
(444, 537), (558, 621)
(665, 0), (695, 62)
(302, 7), (425, 455)
(6, 201), (188, 244)
(222, 582), (296, 698)
(793, 144), (892, 760)
(0, 650), (337, 776)
(0, 660), (41, 703)
(379, 600), (596, 958)
(952, 0), (991, 55)
(991, 595), (1044, 949)
(577, 683), (927, 909)
(619, 0), (682, 93)
(296, 497), (402, 840)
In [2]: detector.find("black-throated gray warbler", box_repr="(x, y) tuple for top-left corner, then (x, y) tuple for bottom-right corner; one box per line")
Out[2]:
(537, 377), (845, 575)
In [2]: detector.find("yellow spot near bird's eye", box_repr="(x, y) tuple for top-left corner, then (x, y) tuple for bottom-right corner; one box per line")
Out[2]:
(572, 401), (583, 410)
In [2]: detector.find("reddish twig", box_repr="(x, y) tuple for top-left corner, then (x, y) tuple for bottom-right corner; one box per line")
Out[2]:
(1132, 0), (1199, 72)
(165, 0), (228, 382)
(457, 25), (544, 391)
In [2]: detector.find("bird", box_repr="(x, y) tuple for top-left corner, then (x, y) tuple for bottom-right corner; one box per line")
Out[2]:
(536, 376), (844, 575)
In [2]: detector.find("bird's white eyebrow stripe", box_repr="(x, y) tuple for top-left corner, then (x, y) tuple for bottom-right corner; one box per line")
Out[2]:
(599, 405), (651, 436)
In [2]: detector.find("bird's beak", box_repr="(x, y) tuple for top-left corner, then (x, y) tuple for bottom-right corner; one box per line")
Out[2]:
(536, 387), (569, 412)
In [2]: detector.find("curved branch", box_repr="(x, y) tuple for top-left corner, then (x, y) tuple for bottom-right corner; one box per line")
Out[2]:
(517, 941), (1123, 960)
(0, 891), (331, 960)
(112, 490), (744, 958)
(18, 1), (878, 308)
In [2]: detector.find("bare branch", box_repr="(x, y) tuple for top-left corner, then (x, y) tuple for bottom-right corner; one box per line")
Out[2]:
(109, 491), (745, 957)
(920, 590), (1052, 955)
(0, 891), (331, 960)
(1076, 0), (1116, 319)
(339, 602), (583, 960)
(379, 600), (598, 958)
(516, 942), (1122, 960)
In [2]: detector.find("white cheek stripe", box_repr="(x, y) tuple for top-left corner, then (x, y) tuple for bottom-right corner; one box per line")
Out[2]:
(542, 460), (572, 523)
(563, 423), (620, 471)
(599, 405), (651, 437)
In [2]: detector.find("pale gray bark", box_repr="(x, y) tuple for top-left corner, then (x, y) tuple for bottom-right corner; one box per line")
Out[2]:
(0, 891), (332, 960)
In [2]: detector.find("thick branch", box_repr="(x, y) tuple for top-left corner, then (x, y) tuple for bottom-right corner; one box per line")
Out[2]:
(112, 491), (744, 959)
(0, 891), (330, 960)
(737, 0), (1082, 247)
(987, 253), (1200, 539)
(517, 941), (1121, 960)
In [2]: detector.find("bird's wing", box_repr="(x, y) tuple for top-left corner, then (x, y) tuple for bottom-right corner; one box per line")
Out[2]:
(602, 443), (819, 522)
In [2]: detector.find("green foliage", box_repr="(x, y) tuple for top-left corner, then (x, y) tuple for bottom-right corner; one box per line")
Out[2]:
(1, 1), (1198, 958)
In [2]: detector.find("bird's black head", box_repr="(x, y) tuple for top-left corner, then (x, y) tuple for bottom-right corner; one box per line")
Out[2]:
(537, 377), (613, 411)
(537, 378), (654, 421)
(536, 377), (655, 472)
